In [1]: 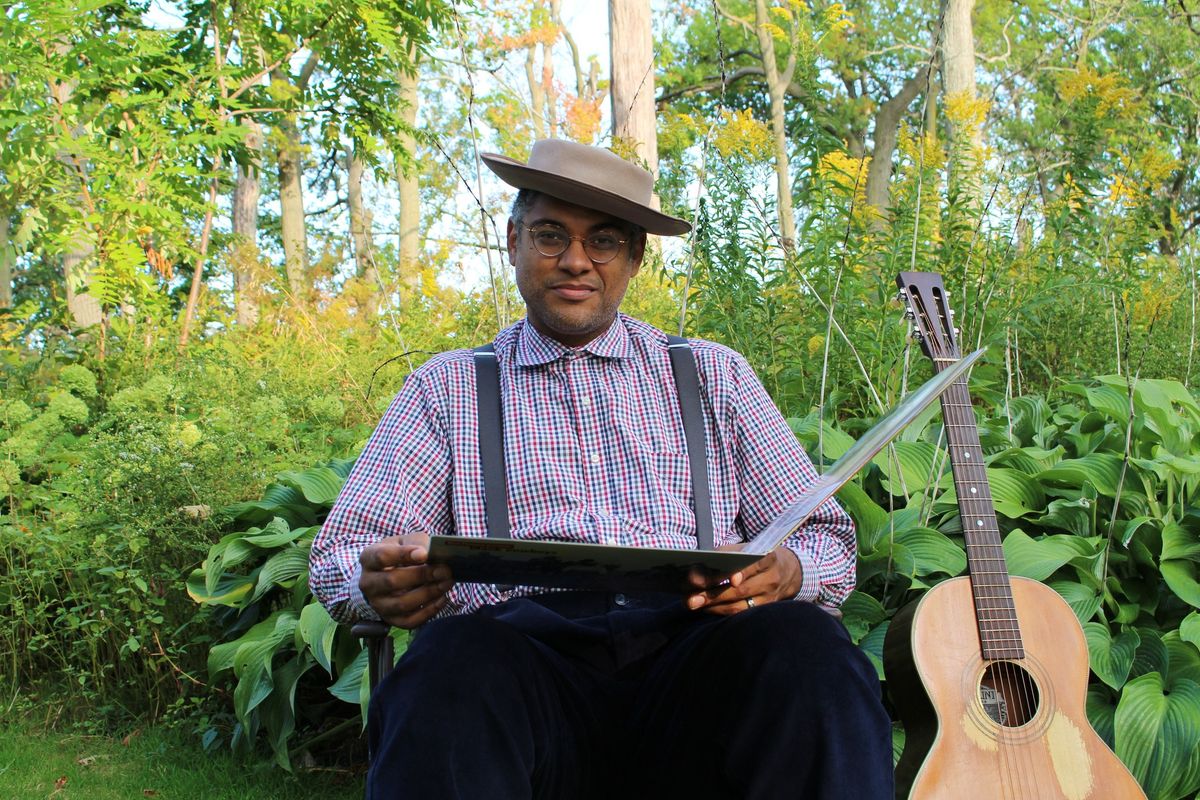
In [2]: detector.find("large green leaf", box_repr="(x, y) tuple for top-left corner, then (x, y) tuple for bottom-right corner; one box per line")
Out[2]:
(1008, 395), (1051, 446)
(1181, 613), (1200, 651)
(1162, 560), (1200, 608)
(1162, 522), (1200, 562)
(275, 466), (346, 506)
(1114, 673), (1200, 799)
(240, 518), (309, 549)
(1086, 384), (1131, 423)
(1038, 452), (1125, 497)
(259, 654), (312, 771)
(858, 543), (917, 585)
(1086, 686), (1117, 750)
(1034, 497), (1095, 537)
(250, 547), (310, 604)
(186, 569), (253, 606)
(859, 621), (888, 680)
(1002, 530), (1103, 582)
(1130, 628), (1169, 683)
(1165, 631), (1200, 689)
(895, 526), (966, 578)
(329, 648), (371, 721)
(836, 480), (888, 554)
(872, 441), (940, 497)
(988, 445), (1064, 475)
(1084, 622), (1140, 690)
(937, 467), (1046, 519)
(232, 611), (299, 722)
(1050, 579), (1103, 624)
(297, 602), (338, 674)
(787, 413), (855, 462)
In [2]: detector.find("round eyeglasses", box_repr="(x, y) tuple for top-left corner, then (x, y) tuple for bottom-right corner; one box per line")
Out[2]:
(524, 226), (628, 264)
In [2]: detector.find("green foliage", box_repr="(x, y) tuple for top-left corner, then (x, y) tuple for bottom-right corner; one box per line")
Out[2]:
(0, 319), (420, 730)
(189, 460), (407, 770)
(799, 373), (1200, 798)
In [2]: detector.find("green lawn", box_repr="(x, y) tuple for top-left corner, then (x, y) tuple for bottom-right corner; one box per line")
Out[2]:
(0, 725), (364, 800)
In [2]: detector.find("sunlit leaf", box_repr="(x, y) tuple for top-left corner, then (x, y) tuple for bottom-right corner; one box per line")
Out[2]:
(1114, 673), (1200, 799)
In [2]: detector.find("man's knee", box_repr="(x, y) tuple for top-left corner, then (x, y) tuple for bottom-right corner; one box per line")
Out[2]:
(716, 601), (879, 699)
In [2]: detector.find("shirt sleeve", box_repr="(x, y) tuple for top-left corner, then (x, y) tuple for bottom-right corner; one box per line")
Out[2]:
(309, 371), (456, 622)
(726, 354), (857, 608)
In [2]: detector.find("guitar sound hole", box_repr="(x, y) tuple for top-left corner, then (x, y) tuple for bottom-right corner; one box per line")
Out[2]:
(979, 661), (1040, 727)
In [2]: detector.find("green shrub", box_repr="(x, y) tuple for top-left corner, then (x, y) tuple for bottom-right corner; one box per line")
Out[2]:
(188, 460), (404, 769)
(59, 364), (98, 398)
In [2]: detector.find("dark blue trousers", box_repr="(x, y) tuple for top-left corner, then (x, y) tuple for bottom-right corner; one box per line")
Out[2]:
(367, 592), (892, 799)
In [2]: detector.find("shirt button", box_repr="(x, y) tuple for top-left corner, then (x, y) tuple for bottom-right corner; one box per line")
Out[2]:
(614, 593), (627, 607)
(590, 453), (601, 464)
(580, 396), (591, 406)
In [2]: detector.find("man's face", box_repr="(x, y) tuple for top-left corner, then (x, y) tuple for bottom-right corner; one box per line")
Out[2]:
(507, 194), (646, 347)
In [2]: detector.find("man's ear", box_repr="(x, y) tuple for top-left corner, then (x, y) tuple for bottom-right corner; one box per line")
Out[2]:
(506, 218), (519, 265)
(629, 231), (647, 277)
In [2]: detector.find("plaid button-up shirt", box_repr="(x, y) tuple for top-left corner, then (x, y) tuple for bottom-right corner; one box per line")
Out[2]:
(310, 314), (856, 621)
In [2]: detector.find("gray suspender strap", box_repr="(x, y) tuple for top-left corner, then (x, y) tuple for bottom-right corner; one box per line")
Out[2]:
(666, 335), (715, 551)
(473, 345), (511, 539)
(472, 338), (715, 550)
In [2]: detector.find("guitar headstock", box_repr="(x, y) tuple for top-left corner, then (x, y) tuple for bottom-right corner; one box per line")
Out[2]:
(895, 271), (962, 368)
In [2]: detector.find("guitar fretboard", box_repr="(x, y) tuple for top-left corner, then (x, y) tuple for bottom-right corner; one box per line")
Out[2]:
(938, 380), (1024, 661)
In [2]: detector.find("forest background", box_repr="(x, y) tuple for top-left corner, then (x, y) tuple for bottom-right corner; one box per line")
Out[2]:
(3, 0), (1200, 797)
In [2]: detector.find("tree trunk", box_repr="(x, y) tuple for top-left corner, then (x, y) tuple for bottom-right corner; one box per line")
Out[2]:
(609, 0), (658, 177)
(48, 56), (102, 329)
(396, 61), (421, 294)
(232, 119), (262, 327)
(0, 214), (12, 310)
(865, 66), (931, 223)
(273, 69), (310, 298)
(525, 46), (546, 139)
(63, 238), (102, 328)
(940, 0), (981, 204)
(347, 144), (379, 315)
(751, 0), (796, 250)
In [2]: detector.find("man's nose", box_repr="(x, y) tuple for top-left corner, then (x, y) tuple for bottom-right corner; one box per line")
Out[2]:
(557, 237), (593, 273)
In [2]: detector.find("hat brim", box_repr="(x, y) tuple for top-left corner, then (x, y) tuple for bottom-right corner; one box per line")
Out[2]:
(482, 152), (692, 237)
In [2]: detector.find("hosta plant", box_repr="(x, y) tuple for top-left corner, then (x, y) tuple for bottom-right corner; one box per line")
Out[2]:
(188, 459), (408, 769)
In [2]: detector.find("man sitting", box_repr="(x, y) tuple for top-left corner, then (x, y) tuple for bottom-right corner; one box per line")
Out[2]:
(310, 138), (893, 799)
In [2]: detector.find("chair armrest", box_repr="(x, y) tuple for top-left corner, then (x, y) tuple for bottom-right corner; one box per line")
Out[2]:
(352, 620), (395, 693)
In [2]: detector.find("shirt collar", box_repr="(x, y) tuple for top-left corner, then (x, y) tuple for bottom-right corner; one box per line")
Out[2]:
(514, 315), (633, 366)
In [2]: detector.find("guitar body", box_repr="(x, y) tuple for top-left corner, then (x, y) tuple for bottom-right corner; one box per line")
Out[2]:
(885, 576), (1145, 799)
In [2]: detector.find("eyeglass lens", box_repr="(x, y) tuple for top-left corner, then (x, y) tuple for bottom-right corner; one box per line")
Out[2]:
(528, 227), (624, 263)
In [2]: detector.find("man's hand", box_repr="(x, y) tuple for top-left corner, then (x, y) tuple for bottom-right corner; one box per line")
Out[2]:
(359, 532), (454, 629)
(685, 546), (803, 615)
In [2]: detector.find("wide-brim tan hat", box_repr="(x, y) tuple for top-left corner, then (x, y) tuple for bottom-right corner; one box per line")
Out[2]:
(481, 139), (692, 236)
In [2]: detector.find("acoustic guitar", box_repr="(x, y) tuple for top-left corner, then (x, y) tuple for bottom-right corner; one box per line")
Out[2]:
(883, 271), (1146, 800)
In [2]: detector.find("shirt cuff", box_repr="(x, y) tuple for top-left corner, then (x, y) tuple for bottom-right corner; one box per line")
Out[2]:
(348, 562), (382, 621)
(785, 543), (820, 604)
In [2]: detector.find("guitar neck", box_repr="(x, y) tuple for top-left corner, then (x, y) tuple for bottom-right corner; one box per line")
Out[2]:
(936, 376), (1025, 661)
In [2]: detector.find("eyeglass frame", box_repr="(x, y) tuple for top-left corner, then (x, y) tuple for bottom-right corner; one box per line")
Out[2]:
(522, 225), (631, 264)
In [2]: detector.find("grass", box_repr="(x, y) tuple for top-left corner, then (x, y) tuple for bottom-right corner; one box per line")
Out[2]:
(0, 723), (365, 800)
